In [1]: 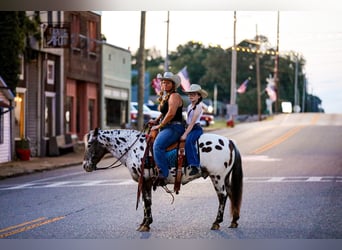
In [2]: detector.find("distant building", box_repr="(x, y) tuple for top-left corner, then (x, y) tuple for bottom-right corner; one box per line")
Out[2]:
(101, 43), (131, 128)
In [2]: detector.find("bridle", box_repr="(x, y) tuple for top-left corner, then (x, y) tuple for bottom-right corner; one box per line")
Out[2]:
(93, 126), (148, 170)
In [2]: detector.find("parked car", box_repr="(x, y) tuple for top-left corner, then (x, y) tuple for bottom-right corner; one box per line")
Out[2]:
(130, 102), (151, 125)
(182, 110), (215, 127)
(200, 113), (215, 127)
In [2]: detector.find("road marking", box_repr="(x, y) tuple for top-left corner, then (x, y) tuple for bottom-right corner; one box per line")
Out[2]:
(0, 177), (341, 190)
(243, 155), (281, 162)
(0, 216), (64, 238)
(251, 126), (304, 154)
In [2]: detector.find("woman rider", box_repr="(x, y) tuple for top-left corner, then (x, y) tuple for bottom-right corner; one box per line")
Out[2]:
(150, 72), (185, 186)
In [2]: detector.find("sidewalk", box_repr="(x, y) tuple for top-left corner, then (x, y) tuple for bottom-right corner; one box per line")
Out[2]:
(0, 151), (84, 180)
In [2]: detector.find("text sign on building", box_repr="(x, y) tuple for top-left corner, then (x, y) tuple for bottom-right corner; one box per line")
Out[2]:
(43, 23), (70, 48)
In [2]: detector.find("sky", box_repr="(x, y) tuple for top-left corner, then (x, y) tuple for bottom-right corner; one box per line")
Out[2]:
(101, 11), (342, 114)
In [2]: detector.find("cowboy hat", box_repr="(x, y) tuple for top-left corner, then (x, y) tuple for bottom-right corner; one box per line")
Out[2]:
(157, 72), (181, 89)
(183, 84), (208, 98)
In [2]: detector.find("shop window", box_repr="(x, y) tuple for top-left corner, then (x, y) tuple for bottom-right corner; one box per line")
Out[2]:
(45, 93), (56, 137)
(14, 91), (25, 139)
(65, 96), (74, 133)
(88, 99), (95, 131)
(19, 55), (24, 80)
(47, 60), (55, 84)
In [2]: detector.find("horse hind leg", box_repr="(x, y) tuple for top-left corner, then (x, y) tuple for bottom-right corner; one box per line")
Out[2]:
(211, 188), (228, 230)
(227, 147), (243, 228)
(136, 179), (153, 232)
(211, 165), (242, 229)
(226, 145), (243, 228)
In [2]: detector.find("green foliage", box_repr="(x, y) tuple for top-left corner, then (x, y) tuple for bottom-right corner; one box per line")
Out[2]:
(0, 11), (41, 94)
(15, 137), (30, 149)
(136, 35), (320, 114)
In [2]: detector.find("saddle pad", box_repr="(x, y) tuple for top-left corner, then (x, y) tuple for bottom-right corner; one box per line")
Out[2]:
(166, 148), (177, 168)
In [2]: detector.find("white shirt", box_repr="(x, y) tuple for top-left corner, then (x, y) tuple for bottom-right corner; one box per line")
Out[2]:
(186, 102), (203, 125)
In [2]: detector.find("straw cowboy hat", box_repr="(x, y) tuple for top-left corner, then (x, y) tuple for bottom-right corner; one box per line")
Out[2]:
(157, 72), (181, 89)
(183, 84), (208, 98)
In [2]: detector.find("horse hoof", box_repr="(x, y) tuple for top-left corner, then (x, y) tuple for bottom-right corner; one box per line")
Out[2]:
(229, 222), (238, 228)
(137, 225), (150, 232)
(211, 223), (220, 230)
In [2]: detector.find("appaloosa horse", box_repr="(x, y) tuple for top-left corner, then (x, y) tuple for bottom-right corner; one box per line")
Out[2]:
(83, 128), (243, 232)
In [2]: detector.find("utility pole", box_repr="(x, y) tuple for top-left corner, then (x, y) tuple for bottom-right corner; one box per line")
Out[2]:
(302, 75), (306, 112)
(230, 11), (237, 106)
(274, 11), (280, 113)
(294, 54), (299, 112)
(164, 11), (170, 71)
(255, 25), (262, 121)
(137, 11), (146, 130)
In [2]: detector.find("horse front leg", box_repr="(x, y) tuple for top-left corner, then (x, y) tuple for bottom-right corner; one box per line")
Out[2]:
(211, 192), (228, 230)
(136, 179), (153, 232)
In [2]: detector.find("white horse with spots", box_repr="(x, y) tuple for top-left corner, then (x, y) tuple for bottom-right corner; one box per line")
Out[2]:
(83, 128), (243, 232)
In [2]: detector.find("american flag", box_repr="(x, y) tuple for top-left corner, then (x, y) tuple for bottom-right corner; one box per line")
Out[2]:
(177, 66), (191, 91)
(151, 77), (161, 95)
(237, 79), (249, 94)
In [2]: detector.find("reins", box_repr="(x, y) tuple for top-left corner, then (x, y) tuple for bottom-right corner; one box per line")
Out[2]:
(95, 125), (148, 171)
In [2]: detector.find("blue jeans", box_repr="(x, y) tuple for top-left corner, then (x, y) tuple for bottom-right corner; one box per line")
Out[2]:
(153, 124), (185, 178)
(185, 124), (203, 167)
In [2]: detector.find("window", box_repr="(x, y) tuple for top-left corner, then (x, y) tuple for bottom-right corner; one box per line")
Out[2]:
(47, 60), (55, 84)
(71, 14), (80, 48)
(88, 99), (95, 131)
(45, 93), (56, 137)
(65, 96), (73, 133)
(14, 91), (25, 139)
(87, 20), (97, 53)
(19, 54), (24, 80)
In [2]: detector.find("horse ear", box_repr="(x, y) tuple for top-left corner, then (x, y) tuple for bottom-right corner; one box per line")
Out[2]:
(94, 128), (99, 136)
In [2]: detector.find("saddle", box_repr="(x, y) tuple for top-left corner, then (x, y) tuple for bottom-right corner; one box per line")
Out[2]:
(148, 130), (185, 194)
(138, 130), (185, 191)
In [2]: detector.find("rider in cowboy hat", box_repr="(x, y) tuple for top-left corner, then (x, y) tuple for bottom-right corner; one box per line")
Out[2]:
(150, 72), (185, 185)
(181, 84), (208, 176)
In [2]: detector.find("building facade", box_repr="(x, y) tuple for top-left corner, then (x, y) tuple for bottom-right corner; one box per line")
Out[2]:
(64, 11), (102, 140)
(101, 43), (131, 129)
(0, 77), (14, 163)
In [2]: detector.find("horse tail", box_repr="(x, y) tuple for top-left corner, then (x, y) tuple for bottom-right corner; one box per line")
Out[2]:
(228, 140), (243, 220)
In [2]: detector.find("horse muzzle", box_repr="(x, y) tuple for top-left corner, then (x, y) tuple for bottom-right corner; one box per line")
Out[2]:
(83, 161), (96, 172)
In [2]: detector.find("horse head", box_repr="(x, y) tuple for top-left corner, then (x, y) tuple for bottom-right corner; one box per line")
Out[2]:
(83, 128), (109, 172)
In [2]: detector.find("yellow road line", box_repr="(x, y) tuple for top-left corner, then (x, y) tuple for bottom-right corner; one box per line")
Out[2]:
(311, 113), (320, 125)
(0, 217), (46, 233)
(251, 126), (304, 154)
(0, 216), (65, 238)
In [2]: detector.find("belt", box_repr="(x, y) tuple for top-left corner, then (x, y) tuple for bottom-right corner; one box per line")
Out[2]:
(168, 121), (183, 125)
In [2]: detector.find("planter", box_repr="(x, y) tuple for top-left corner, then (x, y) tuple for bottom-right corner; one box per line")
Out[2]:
(16, 148), (31, 161)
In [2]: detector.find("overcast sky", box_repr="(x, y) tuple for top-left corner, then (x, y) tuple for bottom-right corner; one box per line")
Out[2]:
(102, 11), (342, 114)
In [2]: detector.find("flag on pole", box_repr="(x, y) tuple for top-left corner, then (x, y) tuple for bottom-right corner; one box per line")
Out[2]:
(177, 66), (191, 91)
(265, 85), (277, 102)
(151, 77), (161, 95)
(237, 79), (249, 94)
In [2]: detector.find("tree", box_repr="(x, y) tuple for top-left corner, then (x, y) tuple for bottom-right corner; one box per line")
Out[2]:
(0, 11), (40, 94)
(141, 35), (321, 115)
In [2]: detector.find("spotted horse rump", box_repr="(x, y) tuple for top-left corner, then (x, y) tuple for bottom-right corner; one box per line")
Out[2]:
(83, 128), (243, 232)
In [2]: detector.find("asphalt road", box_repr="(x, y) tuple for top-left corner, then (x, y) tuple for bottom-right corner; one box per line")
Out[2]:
(0, 113), (341, 239)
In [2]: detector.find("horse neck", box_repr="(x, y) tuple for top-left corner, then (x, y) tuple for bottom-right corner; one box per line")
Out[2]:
(100, 129), (146, 163)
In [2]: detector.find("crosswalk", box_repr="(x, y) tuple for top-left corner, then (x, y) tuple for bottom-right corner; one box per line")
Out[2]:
(0, 176), (341, 190)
